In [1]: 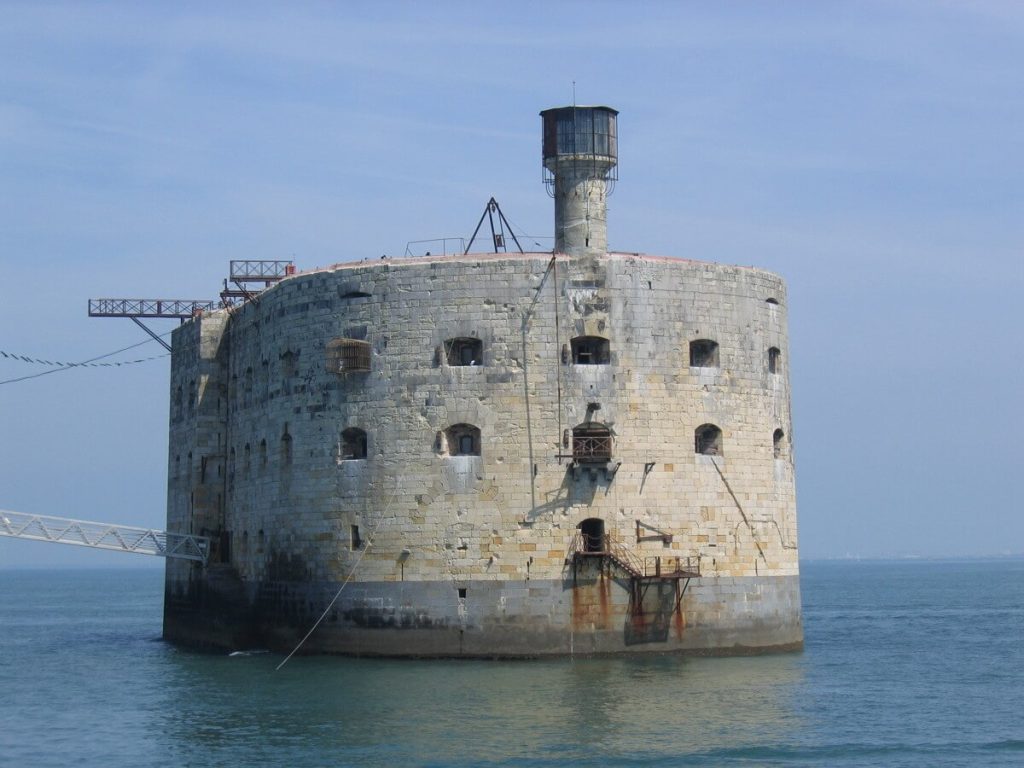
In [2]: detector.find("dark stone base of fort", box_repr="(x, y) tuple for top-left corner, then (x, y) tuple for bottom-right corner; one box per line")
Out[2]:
(163, 564), (803, 657)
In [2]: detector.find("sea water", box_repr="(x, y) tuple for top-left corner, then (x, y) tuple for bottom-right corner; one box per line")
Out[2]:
(1, 560), (1022, 767)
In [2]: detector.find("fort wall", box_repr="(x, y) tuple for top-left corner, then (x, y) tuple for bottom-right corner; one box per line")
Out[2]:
(164, 251), (801, 655)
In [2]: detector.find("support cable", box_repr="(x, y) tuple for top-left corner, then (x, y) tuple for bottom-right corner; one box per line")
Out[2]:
(709, 456), (768, 564)
(0, 334), (172, 386)
(275, 483), (400, 671)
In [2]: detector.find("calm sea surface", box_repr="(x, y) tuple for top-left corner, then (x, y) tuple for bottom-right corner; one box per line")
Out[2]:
(1, 560), (1022, 767)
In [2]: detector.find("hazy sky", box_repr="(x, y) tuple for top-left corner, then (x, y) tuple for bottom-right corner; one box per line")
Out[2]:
(1, 1), (1021, 567)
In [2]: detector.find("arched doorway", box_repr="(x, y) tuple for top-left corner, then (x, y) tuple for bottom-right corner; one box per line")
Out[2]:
(578, 518), (605, 553)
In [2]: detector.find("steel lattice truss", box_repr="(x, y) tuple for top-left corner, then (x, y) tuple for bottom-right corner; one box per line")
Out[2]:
(228, 260), (293, 281)
(0, 510), (210, 563)
(87, 299), (219, 319)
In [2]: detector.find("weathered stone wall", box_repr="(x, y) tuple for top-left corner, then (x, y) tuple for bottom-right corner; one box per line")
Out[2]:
(164, 251), (801, 655)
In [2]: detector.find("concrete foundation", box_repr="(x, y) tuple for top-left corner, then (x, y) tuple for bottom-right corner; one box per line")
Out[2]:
(165, 565), (801, 657)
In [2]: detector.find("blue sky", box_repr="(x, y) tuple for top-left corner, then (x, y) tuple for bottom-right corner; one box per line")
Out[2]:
(1, 1), (1021, 566)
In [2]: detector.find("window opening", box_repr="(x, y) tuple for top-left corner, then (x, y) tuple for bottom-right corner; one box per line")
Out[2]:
(280, 431), (293, 465)
(244, 367), (254, 408)
(327, 339), (371, 373)
(445, 424), (481, 456)
(689, 339), (719, 368)
(281, 350), (298, 379)
(351, 525), (362, 550)
(768, 347), (781, 374)
(773, 429), (785, 459)
(695, 424), (722, 455)
(341, 428), (368, 460)
(572, 424), (612, 463)
(570, 336), (610, 365)
(446, 337), (482, 367)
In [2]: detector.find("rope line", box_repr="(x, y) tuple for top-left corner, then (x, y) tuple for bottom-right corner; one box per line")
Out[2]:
(0, 335), (171, 386)
(710, 456), (768, 564)
(275, 483), (401, 671)
(0, 349), (167, 368)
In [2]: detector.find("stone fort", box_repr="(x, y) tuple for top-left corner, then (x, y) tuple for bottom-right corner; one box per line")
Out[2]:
(164, 106), (802, 656)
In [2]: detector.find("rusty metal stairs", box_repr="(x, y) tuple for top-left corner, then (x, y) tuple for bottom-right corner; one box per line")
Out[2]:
(569, 532), (701, 637)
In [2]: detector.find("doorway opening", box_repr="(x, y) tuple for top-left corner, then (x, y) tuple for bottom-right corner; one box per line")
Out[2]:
(578, 518), (605, 553)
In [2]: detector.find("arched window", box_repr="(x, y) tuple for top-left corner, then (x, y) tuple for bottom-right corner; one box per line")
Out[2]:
(326, 338), (371, 373)
(768, 347), (781, 374)
(570, 336), (610, 365)
(341, 427), (368, 460)
(572, 423), (613, 463)
(766, 297), (779, 306)
(695, 424), (722, 456)
(445, 337), (482, 366)
(773, 428), (785, 459)
(444, 424), (481, 456)
(259, 438), (268, 467)
(689, 339), (719, 368)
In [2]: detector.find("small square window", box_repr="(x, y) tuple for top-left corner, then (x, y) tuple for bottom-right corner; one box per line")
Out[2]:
(689, 340), (719, 368)
(446, 337), (482, 367)
(570, 336), (610, 365)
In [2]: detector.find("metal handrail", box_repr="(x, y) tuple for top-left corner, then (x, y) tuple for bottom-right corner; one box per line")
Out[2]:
(228, 260), (294, 281)
(569, 531), (699, 580)
(404, 238), (467, 257)
(640, 555), (701, 578)
(572, 436), (612, 463)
